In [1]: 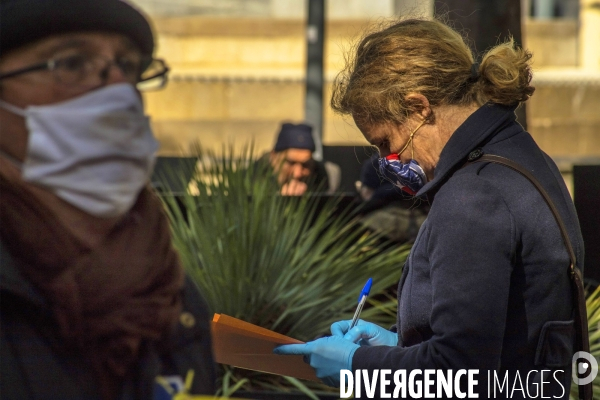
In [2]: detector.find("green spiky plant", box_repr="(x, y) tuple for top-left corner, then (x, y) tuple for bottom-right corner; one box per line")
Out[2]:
(160, 146), (410, 398)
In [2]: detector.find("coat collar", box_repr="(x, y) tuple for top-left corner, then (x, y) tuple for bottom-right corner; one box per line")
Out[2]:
(416, 103), (519, 198)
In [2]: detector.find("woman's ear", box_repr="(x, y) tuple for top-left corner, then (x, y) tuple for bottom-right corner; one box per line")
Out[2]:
(404, 93), (432, 121)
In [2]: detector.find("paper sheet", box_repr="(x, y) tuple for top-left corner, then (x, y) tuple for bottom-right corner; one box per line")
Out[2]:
(211, 314), (318, 381)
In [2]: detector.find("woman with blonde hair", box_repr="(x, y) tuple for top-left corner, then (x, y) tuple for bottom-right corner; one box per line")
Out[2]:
(275, 18), (585, 399)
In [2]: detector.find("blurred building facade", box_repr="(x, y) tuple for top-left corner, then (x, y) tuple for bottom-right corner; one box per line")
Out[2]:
(133, 0), (599, 188)
(524, 0), (600, 184)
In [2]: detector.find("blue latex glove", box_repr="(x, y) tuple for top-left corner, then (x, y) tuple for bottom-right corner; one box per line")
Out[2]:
(273, 336), (359, 387)
(331, 319), (398, 347)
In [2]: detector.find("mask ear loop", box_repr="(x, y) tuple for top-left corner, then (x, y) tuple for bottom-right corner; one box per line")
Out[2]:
(0, 99), (27, 117)
(398, 118), (427, 159)
(0, 149), (24, 170)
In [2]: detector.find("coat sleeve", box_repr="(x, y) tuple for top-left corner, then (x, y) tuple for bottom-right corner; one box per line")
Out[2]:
(352, 173), (515, 372)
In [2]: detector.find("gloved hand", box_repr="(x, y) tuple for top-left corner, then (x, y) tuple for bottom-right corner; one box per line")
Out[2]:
(273, 335), (359, 387)
(331, 319), (398, 347)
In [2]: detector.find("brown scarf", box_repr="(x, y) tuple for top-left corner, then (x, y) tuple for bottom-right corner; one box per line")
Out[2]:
(0, 161), (184, 399)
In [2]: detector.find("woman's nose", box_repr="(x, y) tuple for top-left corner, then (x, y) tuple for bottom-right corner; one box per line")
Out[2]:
(378, 149), (391, 158)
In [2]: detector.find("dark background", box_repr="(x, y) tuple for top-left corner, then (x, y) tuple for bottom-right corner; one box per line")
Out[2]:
(573, 166), (600, 285)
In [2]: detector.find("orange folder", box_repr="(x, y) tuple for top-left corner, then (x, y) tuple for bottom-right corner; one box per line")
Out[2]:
(211, 314), (318, 381)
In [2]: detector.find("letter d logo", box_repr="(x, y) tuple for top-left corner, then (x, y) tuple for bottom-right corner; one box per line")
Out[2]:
(572, 351), (599, 386)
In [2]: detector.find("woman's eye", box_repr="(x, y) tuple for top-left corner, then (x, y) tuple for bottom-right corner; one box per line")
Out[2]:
(59, 55), (87, 71)
(118, 59), (140, 76)
(118, 53), (144, 76)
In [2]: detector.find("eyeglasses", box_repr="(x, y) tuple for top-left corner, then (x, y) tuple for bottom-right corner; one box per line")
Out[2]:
(0, 53), (170, 91)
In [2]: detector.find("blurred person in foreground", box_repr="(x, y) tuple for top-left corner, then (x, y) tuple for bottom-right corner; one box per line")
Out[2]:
(0, 1), (215, 399)
(262, 122), (329, 196)
(275, 17), (583, 399)
(356, 155), (427, 244)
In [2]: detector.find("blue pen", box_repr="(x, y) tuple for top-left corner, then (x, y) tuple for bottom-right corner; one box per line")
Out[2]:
(350, 278), (373, 329)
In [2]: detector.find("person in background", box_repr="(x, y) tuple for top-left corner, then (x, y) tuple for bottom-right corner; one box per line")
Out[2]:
(275, 17), (583, 399)
(266, 122), (329, 196)
(0, 1), (215, 399)
(356, 155), (427, 243)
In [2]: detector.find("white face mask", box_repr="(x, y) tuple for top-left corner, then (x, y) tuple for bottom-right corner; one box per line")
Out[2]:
(0, 83), (158, 218)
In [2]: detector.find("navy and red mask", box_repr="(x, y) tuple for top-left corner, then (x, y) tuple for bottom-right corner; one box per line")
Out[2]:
(378, 154), (427, 196)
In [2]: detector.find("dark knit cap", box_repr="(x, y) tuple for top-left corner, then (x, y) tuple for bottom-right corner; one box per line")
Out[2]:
(273, 123), (316, 152)
(0, 0), (154, 56)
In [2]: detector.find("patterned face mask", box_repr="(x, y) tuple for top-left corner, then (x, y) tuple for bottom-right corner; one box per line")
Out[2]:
(378, 155), (427, 195)
(378, 118), (428, 196)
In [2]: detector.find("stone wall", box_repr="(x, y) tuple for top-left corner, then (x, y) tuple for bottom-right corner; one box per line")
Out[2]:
(143, 17), (372, 155)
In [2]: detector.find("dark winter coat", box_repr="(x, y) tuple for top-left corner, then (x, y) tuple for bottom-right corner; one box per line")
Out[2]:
(352, 104), (583, 399)
(0, 241), (216, 400)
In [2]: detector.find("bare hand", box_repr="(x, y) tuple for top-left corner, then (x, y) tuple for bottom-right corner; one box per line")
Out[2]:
(281, 179), (308, 196)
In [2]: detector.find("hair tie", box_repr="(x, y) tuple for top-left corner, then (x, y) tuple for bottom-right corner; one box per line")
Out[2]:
(469, 62), (480, 81)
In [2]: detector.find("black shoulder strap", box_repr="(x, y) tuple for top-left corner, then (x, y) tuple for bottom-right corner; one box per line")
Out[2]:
(468, 153), (591, 400)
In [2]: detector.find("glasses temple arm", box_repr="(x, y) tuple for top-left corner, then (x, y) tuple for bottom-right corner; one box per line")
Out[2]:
(0, 61), (52, 81)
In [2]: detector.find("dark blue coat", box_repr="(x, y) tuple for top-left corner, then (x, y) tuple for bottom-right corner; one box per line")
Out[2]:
(0, 242), (216, 400)
(352, 104), (583, 399)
